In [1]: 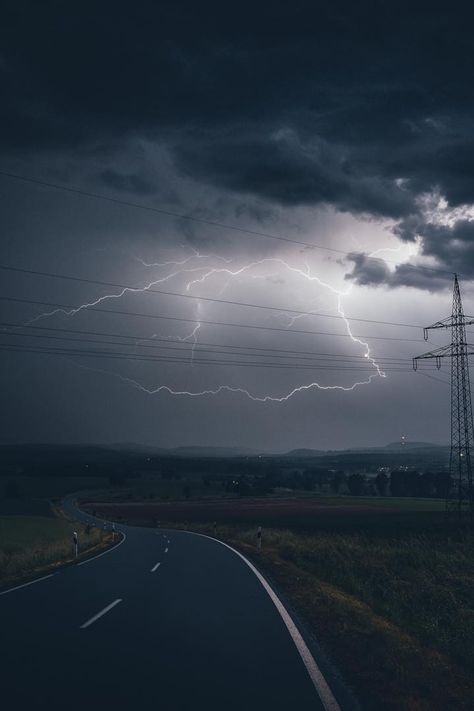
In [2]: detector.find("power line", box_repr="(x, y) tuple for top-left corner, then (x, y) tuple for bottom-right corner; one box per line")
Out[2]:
(0, 263), (423, 328)
(0, 320), (419, 357)
(0, 294), (428, 341)
(0, 169), (454, 277)
(0, 342), (432, 372)
(417, 371), (451, 386)
(0, 328), (414, 365)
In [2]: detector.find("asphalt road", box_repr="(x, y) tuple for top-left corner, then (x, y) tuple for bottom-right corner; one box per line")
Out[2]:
(1, 498), (337, 710)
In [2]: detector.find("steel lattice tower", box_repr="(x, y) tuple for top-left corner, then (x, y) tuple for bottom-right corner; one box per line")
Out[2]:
(413, 274), (474, 516)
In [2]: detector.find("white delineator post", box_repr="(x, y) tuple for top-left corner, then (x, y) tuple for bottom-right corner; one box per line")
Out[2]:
(257, 526), (262, 549)
(73, 531), (78, 558)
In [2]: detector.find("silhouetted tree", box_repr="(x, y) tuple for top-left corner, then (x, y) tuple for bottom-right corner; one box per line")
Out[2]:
(434, 472), (451, 499)
(390, 470), (406, 496)
(331, 471), (346, 494)
(375, 472), (388, 496)
(252, 475), (274, 495)
(347, 473), (365, 495)
(389, 469), (423, 497)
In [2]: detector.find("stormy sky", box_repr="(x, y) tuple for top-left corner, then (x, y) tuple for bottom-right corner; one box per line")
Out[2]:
(1, 1), (473, 450)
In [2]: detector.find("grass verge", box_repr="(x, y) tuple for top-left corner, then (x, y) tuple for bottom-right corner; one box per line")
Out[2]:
(0, 514), (113, 587)
(168, 522), (474, 711)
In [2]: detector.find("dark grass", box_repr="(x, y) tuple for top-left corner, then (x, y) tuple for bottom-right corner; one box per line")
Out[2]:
(83, 494), (452, 537)
(160, 520), (474, 711)
(0, 515), (109, 585)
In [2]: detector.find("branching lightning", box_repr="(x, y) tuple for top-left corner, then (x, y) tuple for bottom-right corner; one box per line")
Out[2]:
(135, 246), (233, 269)
(30, 248), (389, 401)
(183, 256), (385, 381)
(25, 263), (212, 323)
(70, 361), (380, 401)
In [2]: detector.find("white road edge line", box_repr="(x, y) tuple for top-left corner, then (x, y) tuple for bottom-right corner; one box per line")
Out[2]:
(0, 573), (55, 597)
(77, 531), (127, 566)
(184, 531), (341, 711)
(80, 599), (122, 629)
(151, 562), (161, 572)
(164, 547), (169, 553)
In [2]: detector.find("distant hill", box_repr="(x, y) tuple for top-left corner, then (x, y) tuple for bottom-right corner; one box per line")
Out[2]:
(382, 441), (446, 451)
(170, 446), (261, 458)
(280, 441), (448, 457)
(282, 448), (325, 457)
(0, 441), (449, 464)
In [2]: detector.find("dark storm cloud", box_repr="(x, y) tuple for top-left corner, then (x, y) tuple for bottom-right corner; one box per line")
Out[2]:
(175, 129), (413, 218)
(345, 252), (449, 292)
(403, 219), (474, 282)
(99, 170), (156, 196)
(2, 2), (474, 264)
(347, 216), (474, 290)
(418, 220), (474, 272)
(2, 1), (471, 450)
(344, 253), (391, 287)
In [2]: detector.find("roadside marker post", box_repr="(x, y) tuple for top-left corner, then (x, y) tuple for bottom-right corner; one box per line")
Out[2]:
(257, 526), (262, 549)
(73, 531), (78, 558)
(112, 522), (116, 541)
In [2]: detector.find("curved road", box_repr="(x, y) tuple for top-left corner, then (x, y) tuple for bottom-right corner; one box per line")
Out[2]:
(1, 498), (339, 710)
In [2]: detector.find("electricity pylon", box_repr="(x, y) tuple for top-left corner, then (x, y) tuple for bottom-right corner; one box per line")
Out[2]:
(413, 274), (474, 516)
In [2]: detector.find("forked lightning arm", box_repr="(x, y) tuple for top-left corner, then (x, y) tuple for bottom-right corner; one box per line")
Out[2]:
(29, 250), (387, 401)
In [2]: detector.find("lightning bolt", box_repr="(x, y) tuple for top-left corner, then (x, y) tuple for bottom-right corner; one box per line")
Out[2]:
(24, 248), (232, 325)
(183, 256), (385, 381)
(186, 322), (201, 366)
(25, 263), (217, 324)
(69, 361), (380, 401)
(133, 302), (203, 365)
(135, 247), (233, 269)
(29, 250), (387, 401)
(184, 258), (293, 292)
(355, 241), (419, 262)
(169, 319), (201, 365)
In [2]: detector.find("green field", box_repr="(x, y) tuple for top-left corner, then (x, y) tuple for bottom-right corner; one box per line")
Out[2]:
(0, 515), (109, 585)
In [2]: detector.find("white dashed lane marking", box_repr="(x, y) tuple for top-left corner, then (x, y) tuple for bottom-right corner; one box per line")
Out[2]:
(80, 599), (122, 629)
(0, 574), (55, 596)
